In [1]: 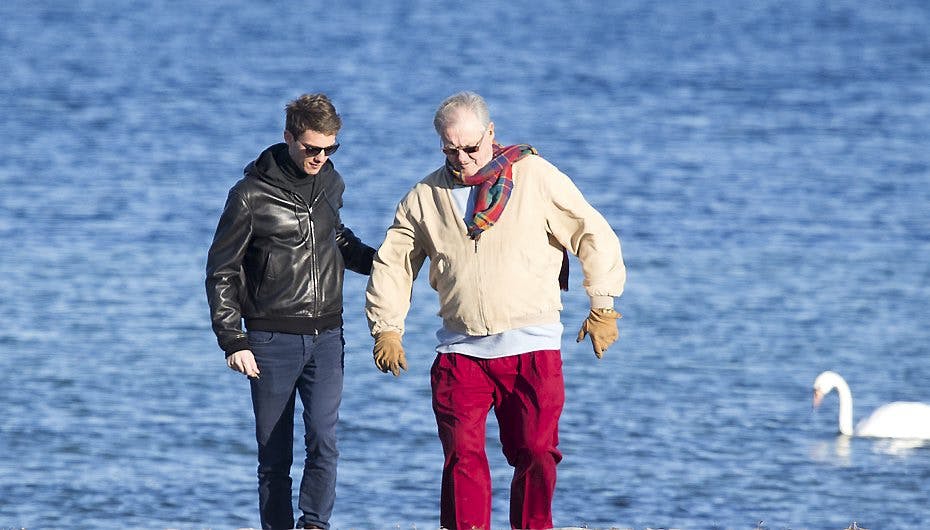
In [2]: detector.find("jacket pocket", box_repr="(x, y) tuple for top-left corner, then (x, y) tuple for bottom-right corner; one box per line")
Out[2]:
(246, 250), (273, 301)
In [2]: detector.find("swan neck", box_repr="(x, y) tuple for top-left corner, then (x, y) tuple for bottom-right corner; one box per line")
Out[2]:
(835, 380), (854, 436)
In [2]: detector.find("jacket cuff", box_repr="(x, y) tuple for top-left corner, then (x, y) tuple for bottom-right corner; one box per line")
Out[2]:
(589, 295), (614, 310)
(221, 336), (251, 357)
(370, 324), (404, 337)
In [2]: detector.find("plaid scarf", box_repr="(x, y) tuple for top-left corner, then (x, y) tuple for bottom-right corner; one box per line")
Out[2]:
(448, 143), (570, 290)
(448, 142), (537, 240)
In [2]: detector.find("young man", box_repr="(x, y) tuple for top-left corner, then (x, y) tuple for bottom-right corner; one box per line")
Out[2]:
(365, 91), (626, 530)
(206, 93), (374, 530)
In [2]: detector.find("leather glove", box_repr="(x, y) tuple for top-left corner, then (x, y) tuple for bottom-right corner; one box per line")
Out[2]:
(576, 308), (622, 359)
(373, 331), (408, 376)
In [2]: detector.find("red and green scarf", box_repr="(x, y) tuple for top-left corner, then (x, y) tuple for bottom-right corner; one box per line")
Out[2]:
(447, 142), (570, 290)
(448, 142), (537, 240)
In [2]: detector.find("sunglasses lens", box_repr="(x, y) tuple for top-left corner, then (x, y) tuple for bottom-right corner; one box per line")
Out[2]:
(303, 143), (339, 156)
(442, 145), (481, 156)
(442, 131), (485, 156)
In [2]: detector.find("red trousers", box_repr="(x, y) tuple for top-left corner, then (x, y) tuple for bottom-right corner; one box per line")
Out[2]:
(430, 350), (565, 530)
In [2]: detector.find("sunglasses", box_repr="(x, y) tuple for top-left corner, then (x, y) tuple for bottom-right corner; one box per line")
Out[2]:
(441, 130), (487, 156)
(299, 141), (340, 157)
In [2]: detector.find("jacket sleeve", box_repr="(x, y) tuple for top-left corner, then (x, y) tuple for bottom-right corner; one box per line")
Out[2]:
(205, 189), (253, 356)
(365, 199), (428, 336)
(336, 225), (375, 275)
(537, 157), (626, 306)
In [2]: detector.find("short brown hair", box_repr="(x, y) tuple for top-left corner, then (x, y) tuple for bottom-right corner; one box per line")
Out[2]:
(285, 93), (342, 137)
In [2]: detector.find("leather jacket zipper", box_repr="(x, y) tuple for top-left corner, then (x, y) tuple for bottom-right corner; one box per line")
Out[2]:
(293, 190), (321, 316)
(309, 209), (319, 315)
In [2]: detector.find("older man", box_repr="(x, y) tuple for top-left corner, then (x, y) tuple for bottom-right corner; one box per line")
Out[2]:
(365, 91), (625, 530)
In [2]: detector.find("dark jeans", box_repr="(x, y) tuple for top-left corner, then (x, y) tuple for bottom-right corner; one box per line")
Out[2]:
(247, 328), (344, 530)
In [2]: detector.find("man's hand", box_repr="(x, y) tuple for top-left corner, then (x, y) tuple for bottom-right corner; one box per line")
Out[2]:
(576, 308), (622, 359)
(227, 349), (261, 379)
(373, 331), (407, 376)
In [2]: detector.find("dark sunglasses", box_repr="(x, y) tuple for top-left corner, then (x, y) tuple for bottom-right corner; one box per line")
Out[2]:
(441, 130), (486, 156)
(299, 141), (340, 157)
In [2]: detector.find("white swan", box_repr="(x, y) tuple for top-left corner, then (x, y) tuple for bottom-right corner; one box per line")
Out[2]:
(812, 370), (930, 439)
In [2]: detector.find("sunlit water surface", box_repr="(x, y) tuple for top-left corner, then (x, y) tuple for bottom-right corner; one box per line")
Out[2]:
(2, 1), (929, 528)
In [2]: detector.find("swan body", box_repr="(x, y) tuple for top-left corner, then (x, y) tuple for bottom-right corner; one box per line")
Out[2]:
(812, 370), (930, 439)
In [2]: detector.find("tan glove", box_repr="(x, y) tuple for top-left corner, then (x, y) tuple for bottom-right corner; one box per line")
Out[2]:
(576, 308), (622, 359)
(373, 331), (408, 376)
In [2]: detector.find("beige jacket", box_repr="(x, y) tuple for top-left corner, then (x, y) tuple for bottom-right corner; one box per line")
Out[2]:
(366, 154), (625, 337)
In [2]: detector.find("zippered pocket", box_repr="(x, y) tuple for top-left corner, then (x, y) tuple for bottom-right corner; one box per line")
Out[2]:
(252, 251), (272, 299)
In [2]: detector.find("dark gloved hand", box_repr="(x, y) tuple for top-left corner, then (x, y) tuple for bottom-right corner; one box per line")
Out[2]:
(576, 308), (622, 359)
(373, 331), (408, 376)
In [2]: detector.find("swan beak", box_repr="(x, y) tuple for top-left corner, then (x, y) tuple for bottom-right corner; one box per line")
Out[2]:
(812, 389), (824, 408)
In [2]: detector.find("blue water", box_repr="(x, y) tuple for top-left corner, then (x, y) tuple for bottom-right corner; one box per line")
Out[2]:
(2, 1), (930, 528)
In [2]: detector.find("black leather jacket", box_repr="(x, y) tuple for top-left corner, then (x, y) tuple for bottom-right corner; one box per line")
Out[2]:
(206, 145), (374, 355)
